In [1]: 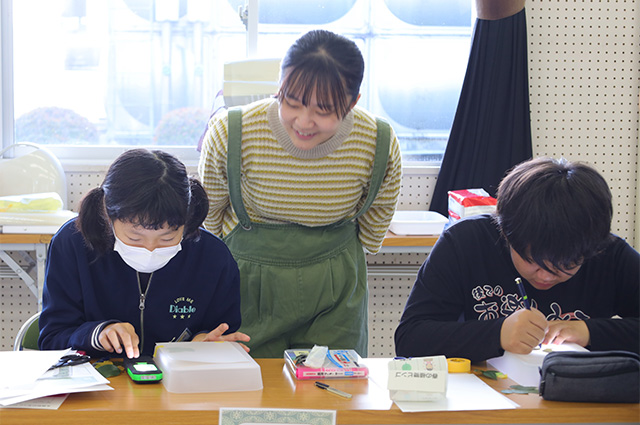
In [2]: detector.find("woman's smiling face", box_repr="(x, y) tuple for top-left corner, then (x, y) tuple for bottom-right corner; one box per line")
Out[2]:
(278, 91), (345, 150)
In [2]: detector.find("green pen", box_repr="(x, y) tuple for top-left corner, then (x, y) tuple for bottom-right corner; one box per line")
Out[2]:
(515, 277), (531, 309)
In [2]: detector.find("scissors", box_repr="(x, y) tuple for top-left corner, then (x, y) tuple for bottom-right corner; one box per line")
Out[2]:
(49, 353), (91, 370)
(293, 353), (307, 366)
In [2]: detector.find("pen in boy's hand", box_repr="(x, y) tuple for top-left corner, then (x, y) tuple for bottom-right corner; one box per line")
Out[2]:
(515, 277), (531, 309)
(315, 381), (352, 399)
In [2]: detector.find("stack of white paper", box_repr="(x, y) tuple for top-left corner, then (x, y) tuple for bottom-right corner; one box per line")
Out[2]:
(0, 349), (113, 409)
(392, 373), (519, 413)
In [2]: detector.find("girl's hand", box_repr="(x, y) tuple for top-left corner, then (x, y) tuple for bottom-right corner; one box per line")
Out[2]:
(192, 323), (251, 352)
(99, 322), (140, 359)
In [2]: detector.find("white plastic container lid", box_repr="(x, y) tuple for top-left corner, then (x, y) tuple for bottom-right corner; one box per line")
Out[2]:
(389, 211), (448, 236)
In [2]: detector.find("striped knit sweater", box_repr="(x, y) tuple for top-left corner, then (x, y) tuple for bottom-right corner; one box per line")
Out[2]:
(197, 98), (402, 254)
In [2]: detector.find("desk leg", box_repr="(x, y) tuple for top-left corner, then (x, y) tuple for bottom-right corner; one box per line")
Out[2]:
(35, 244), (47, 311)
(0, 249), (38, 299)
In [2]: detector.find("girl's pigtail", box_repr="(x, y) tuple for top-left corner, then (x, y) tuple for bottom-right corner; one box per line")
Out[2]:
(76, 187), (112, 254)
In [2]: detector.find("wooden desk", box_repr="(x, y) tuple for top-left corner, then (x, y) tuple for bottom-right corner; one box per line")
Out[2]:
(379, 231), (439, 254)
(381, 231), (439, 248)
(0, 233), (433, 248)
(1, 358), (637, 424)
(0, 234), (53, 244)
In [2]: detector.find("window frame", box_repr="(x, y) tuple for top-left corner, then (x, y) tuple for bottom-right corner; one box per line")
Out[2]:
(0, 0), (470, 169)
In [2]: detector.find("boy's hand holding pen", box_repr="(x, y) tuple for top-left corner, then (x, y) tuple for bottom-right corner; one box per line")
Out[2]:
(499, 277), (548, 355)
(514, 277), (591, 348)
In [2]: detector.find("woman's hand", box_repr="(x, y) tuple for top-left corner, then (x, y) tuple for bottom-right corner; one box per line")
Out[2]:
(99, 322), (140, 359)
(192, 323), (251, 352)
(500, 308), (548, 354)
(543, 320), (590, 347)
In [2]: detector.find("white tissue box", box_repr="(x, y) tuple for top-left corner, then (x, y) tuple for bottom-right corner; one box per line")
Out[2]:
(387, 356), (448, 401)
(154, 341), (263, 393)
(447, 189), (497, 224)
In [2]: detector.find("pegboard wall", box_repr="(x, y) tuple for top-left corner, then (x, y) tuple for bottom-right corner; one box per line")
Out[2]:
(527, 0), (639, 246)
(2, 1), (638, 354)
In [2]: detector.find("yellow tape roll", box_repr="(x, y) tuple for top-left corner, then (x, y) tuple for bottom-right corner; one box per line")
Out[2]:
(447, 357), (471, 373)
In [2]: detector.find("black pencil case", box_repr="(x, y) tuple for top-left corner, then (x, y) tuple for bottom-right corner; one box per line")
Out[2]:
(539, 350), (640, 403)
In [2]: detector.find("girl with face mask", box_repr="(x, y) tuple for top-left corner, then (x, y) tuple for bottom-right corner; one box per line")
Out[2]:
(39, 149), (249, 358)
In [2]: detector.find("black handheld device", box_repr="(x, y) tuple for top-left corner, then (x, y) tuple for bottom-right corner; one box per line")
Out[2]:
(124, 356), (163, 384)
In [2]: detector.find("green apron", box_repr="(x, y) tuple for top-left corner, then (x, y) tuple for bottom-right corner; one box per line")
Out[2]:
(223, 107), (390, 358)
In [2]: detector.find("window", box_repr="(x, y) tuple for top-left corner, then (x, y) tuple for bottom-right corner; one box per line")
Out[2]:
(2, 0), (473, 164)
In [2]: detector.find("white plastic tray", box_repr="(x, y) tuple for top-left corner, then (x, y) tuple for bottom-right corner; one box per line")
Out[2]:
(389, 211), (448, 235)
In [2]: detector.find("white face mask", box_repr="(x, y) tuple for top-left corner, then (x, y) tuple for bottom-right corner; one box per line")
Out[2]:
(113, 233), (182, 273)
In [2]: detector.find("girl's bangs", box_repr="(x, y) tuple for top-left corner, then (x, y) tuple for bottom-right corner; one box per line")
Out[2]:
(281, 65), (349, 117)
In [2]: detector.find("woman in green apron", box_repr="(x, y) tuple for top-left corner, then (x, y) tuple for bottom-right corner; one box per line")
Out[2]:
(198, 29), (402, 358)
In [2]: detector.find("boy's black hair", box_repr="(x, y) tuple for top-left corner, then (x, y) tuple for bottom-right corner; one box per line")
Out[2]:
(77, 149), (209, 254)
(494, 157), (613, 274)
(277, 29), (364, 119)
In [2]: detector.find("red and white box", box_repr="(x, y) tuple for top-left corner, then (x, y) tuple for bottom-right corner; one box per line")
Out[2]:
(447, 189), (497, 224)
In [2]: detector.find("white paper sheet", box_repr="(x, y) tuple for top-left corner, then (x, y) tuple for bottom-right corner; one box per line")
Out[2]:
(393, 373), (519, 413)
(487, 342), (588, 386)
(1, 394), (69, 410)
(0, 359), (112, 407)
(0, 349), (71, 392)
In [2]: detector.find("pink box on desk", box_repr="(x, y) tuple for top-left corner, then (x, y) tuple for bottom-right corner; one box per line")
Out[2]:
(284, 349), (368, 380)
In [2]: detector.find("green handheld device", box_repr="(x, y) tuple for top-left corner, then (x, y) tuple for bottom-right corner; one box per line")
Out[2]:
(124, 356), (163, 384)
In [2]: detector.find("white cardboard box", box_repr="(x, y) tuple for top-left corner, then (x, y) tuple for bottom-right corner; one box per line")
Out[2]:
(154, 341), (263, 393)
(387, 356), (448, 401)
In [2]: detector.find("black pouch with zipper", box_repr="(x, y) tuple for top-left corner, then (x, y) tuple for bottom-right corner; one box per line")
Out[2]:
(539, 350), (640, 403)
